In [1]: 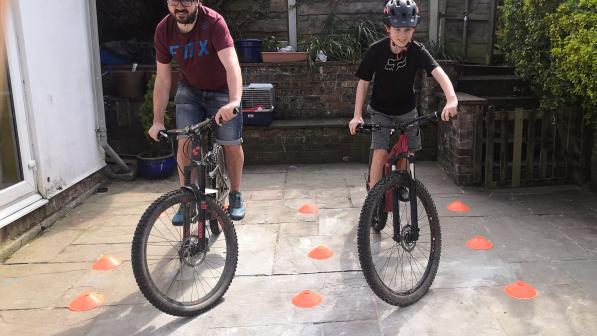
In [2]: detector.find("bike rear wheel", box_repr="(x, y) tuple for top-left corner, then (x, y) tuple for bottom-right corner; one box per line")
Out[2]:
(357, 174), (441, 306)
(132, 190), (238, 316)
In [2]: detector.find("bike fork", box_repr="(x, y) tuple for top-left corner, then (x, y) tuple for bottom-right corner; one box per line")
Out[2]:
(409, 158), (420, 240)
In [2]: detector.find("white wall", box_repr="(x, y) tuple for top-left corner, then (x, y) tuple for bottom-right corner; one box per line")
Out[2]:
(15, 0), (104, 197)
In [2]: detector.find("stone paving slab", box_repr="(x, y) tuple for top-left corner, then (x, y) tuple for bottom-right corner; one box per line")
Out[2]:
(1, 162), (596, 336)
(0, 263), (90, 310)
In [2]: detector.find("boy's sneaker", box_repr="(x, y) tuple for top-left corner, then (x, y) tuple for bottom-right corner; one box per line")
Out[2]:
(171, 204), (196, 226)
(228, 191), (246, 221)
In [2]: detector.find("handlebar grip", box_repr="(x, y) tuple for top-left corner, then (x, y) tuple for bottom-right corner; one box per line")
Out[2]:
(356, 124), (381, 134)
(157, 130), (169, 142)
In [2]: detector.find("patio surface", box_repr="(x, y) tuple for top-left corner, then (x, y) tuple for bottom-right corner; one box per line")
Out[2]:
(1, 162), (596, 335)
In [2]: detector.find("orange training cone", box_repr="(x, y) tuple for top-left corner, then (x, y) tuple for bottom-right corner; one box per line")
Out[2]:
(292, 290), (322, 308)
(298, 203), (319, 214)
(308, 245), (334, 260)
(92, 255), (122, 271)
(68, 292), (104, 311)
(466, 236), (493, 250)
(504, 281), (537, 299)
(447, 200), (470, 213)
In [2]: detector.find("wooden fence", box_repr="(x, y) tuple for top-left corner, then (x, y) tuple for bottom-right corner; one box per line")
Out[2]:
(474, 107), (591, 188)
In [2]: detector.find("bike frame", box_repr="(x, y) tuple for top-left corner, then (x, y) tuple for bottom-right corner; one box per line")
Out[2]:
(363, 112), (438, 243)
(160, 114), (225, 253)
(180, 131), (210, 251)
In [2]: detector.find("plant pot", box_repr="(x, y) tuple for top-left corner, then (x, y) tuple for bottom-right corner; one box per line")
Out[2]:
(112, 70), (146, 98)
(136, 151), (176, 179)
(235, 39), (263, 63)
(261, 52), (309, 63)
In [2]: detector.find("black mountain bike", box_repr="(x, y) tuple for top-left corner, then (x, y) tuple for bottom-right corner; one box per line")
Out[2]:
(356, 111), (441, 306)
(132, 112), (238, 316)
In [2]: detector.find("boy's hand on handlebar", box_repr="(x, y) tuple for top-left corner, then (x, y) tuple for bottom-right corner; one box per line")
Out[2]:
(441, 100), (458, 122)
(215, 104), (239, 126)
(148, 122), (166, 142)
(349, 117), (364, 135)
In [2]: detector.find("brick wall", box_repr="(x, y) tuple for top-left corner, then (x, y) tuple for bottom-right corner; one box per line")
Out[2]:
(437, 93), (487, 186)
(243, 120), (370, 164)
(103, 61), (454, 163)
(240, 62), (358, 120)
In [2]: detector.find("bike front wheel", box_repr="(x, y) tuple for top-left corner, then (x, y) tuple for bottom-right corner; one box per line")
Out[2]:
(357, 174), (441, 306)
(132, 190), (238, 316)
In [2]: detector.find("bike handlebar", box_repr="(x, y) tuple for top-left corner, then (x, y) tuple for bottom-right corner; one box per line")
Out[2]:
(157, 107), (239, 141)
(356, 111), (439, 134)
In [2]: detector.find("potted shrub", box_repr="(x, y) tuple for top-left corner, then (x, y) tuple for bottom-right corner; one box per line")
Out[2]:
(260, 35), (309, 63)
(137, 73), (177, 179)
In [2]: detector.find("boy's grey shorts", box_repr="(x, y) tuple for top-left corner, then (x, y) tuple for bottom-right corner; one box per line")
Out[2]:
(367, 105), (422, 151)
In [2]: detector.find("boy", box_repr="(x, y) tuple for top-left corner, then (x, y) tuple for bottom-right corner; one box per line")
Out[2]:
(348, 0), (458, 189)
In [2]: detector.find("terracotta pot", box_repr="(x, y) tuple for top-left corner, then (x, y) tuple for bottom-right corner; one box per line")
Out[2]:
(261, 52), (309, 63)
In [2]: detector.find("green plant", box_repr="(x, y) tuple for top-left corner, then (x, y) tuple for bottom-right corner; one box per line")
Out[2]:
(139, 73), (172, 140)
(301, 20), (385, 63)
(261, 36), (279, 52)
(424, 40), (455, 61)
(546, 0), (597, 118)
(502, 0), (596, 122)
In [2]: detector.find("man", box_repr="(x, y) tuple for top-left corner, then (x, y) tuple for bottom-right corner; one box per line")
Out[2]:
(148, 0), (246, 221)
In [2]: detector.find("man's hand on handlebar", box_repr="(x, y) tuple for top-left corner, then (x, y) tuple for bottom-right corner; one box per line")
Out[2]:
(148, 122), (166, 142)
(215, 104), (240, 126)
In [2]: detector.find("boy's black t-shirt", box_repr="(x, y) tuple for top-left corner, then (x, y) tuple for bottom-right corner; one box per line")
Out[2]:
(355, 38), (439, 116)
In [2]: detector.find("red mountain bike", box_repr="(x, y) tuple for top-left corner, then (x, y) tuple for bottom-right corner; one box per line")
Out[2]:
(356, 111), (441, 306)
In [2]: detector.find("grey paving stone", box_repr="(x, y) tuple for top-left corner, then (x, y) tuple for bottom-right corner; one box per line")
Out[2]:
(236, 224), (277, 276)
(483, 284), (597, 336)
(0, 263), (90, 309)
(376, 287), (507, 336)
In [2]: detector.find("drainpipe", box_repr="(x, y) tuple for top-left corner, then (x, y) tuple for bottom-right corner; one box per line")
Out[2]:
(462, 0), (470, 58)
(86, 0), (130, 173)
(288, 0), (297, 51)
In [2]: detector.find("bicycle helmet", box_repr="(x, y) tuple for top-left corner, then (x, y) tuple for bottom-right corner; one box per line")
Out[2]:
(383, 0), (420, 28)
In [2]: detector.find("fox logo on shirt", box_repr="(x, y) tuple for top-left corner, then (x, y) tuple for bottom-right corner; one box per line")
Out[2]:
(384, 57), (407, 71)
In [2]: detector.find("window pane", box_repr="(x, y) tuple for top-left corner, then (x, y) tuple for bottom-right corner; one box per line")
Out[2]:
(0, 65), (23, 191)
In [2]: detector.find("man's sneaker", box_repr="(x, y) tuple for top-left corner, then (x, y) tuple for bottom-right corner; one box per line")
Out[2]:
(171, 204), (196, 226)
(228, 191), (246, 221)
(398, 186), (410, 202)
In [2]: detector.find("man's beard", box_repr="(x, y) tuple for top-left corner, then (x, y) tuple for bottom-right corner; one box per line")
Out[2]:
(172, 8), (197, 24)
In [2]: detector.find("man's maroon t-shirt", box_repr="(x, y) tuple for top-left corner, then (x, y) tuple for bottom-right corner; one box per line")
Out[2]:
(154, 6), (234, 92)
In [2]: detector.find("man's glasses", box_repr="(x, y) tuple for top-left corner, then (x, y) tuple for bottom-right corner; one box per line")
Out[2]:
(167, 0), (194, 7)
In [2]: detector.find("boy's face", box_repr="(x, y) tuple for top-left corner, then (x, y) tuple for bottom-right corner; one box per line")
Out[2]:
(386, 27), (415, 48)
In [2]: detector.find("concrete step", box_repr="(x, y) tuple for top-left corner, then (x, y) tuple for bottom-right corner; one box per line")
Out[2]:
(485, 96), (540, 110)
(457, 75), (531, 97)
(458, 64), (516, 76)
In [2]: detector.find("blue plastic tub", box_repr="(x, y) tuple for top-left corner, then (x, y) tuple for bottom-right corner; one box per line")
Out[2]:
(235, 39), (262, 63)
(137, 152), (177, 179)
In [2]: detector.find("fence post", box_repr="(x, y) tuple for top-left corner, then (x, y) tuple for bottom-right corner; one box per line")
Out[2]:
(512, 108), (524, 187)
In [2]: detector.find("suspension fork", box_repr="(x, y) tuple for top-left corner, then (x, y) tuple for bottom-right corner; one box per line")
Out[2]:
(390, 153), (418, 242)
(408, 154), (420, 240)
(182, 134), (208, 251)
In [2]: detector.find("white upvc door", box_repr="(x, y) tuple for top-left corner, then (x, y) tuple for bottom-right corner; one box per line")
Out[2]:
(0, 8), (42, 228)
